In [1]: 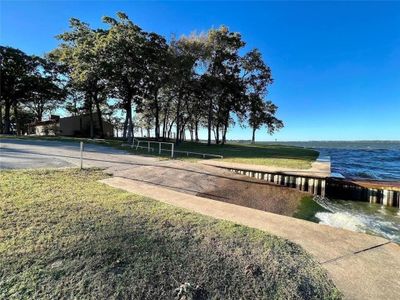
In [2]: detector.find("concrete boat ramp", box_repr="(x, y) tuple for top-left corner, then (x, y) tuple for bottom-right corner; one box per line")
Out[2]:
(2, 138), (400, 299)
(101, 176), (400, 300)
(101, 157), (400, 300)
(202, 158), (400, 208)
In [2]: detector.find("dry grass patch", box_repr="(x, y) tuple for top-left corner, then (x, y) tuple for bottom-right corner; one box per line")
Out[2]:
(0, 169), (340, 299)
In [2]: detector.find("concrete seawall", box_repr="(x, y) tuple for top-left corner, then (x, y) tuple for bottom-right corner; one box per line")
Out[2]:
(200, 157), (400, 208)
(226, 168), (327, 196)
(327, 178), (400, 208)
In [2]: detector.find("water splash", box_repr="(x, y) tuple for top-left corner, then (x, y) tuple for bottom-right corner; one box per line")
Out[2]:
(316, 212), (366, 232)
(313, 196), (400, 243)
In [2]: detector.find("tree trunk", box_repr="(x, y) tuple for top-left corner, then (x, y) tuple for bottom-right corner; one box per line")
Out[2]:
(35, 103), (43, 122)
(180, 124), (186, 141)
(195, 120), (199, 142)
(123, 112), (128, 139)
(13, 104), (19, 135)
(162, 109), (168, 139)
(4, 101), (11, 135)
(126, 99), (133, 143)
(88, 103), (94, 139)
(222, 119), (228, 145)
(216, 123), (221, 144)
(207, 98), (213, 145)
(0, 104), (3, 134)
(154, 90), (160, 140)
(222, 127), (227, 144)
(94, 91), (104, 138)
(168, 118), (175, 139)
(130, 116), (134, 139)
(37, 111), (43, 122)
(175, 92), (182, 144)
(251, 127), (256, 144)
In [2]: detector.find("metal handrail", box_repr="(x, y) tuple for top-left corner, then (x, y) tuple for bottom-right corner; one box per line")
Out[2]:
(172, 150), (223, 159)
(131, 138), (223, 159)
(132, 138), (174, 158)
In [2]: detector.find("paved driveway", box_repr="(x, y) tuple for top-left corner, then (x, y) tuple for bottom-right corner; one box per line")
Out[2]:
(0, 138), (158, 170)
(0, 138), (306, 215)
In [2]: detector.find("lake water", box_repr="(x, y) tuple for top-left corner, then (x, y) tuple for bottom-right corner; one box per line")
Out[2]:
(277, 140), (400, 180)
(264, 141), (400, 242)
(314, 196), (400, 243)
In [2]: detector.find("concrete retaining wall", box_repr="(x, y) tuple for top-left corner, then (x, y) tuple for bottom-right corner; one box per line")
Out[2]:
(225, 168), (399, 208)
(227, 168), (327, 197)
(326, 178), (400, 208)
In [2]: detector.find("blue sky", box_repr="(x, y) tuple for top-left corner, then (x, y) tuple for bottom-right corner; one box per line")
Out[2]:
(1, 1), (399, 141)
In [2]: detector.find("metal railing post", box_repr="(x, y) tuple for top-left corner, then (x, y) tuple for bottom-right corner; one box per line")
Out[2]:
(171, 143), (174, 158)
(159, 143), (161, 155)
(148, 141), (150, 152)
(80, 141), (84, 170)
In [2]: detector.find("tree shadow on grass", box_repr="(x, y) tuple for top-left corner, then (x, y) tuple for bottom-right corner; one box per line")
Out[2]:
(0, 191), (340, 300)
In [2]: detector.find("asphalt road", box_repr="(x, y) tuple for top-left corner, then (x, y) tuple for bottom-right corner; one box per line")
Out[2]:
(0, 138), (305, 215)
(0, 138), (156, 170)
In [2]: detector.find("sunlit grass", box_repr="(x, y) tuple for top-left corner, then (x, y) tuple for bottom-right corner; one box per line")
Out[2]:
(0, 169), (340, 299)
(172, 142), (319, 169)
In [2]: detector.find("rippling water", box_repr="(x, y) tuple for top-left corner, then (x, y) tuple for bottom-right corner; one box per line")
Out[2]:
(267, 141), (400, 242)
(274, 140), (400, 180)
(314, 196), (400, 243)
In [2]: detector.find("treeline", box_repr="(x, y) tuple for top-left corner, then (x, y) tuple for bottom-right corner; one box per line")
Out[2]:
(0, 12), (283, 144)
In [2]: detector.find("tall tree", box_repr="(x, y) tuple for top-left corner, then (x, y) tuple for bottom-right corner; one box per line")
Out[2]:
(240, 48), (282, 143)
(248, 97), (283, 143)
(64, 83), (85, 116)
(51, 18), (107, 138)
(142, 32), (170, 140)
(202, 26), (245, 145)
(0, 46), (37, 134)
(24, 57), (66, 121)
(169, 34), (208, 143)
(101, 12), (148, 142)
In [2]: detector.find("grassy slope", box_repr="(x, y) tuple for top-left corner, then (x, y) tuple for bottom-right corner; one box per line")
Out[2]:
(0, 169), (340, 299)
(1, 136), (319, 169)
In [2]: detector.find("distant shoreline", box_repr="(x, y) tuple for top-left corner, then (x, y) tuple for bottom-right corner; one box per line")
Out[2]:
(237, 139), (400, 143)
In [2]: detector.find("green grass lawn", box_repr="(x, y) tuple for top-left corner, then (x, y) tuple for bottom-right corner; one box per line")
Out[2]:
(1, 136), (319, 169)
(0, 169), (340, 299)
(175, 142), (318, 169)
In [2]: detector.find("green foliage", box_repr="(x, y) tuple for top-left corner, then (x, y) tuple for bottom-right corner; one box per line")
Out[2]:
(249, 96), (283, 143)
(0, 46), (65, 134)
(50, 18), (109, 138)
(2, 12), (284, 143)
(1, 46), (37, 134)
(24, 57), (66, 121)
